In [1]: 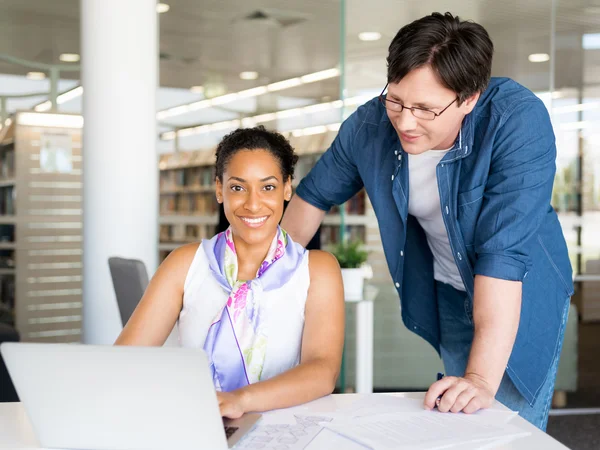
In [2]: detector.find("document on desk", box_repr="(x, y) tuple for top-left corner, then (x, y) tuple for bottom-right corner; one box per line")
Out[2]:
(235, 414), (334, 450)
(335, 394), (518, 425)
(335, 395), (426, 419)
(322, 411), (530, 450)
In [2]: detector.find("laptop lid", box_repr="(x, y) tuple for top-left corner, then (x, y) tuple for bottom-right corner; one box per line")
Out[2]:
(0, 343), (229, 450)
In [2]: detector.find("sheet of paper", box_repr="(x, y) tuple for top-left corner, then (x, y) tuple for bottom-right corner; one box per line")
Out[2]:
(235, 414), (338, 450)
(466, 408), (519, 426)
(334, 394), (517, 425)
(257, 411), (299, 426)
(335, 395), (427, 419)
(323, 410), (530, 450)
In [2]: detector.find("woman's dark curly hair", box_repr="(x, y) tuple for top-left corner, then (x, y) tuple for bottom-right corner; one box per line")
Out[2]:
(215, 126), (299, 182)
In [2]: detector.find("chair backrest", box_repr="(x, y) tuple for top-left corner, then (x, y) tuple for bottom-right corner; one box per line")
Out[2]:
(0, 323), (20, 402)
(108, 257), (149, 326)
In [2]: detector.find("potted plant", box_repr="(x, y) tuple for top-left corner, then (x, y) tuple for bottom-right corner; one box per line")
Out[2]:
(330, 240), (372, 301)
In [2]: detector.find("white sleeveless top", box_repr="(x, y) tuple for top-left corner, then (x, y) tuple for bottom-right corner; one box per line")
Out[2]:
(178, 243), (311, 382)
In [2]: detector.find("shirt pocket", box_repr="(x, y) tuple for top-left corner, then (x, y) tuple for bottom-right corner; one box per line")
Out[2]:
(457, 183), (486, 247)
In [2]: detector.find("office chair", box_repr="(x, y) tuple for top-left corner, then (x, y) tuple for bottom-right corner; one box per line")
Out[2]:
(0, 323), (19, 402)
(108, 257), (149, 326)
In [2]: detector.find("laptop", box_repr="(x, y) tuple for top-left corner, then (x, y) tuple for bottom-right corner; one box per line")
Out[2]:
(0, 343), (261, 450)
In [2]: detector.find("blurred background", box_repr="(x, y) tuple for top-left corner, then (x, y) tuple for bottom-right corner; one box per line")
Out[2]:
(0, 1), (599, 447)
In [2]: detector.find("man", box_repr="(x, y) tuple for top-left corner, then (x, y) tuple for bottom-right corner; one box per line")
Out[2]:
(281, 12), (573, 431)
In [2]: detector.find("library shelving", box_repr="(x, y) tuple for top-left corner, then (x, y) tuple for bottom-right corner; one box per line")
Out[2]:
(0, 112), (83, 342)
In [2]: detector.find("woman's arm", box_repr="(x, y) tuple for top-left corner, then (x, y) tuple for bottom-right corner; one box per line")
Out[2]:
(114, 243), (199, 346)
(218, 250), (345, 418)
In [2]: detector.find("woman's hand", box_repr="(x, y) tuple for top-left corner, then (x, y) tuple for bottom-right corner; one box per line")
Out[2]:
(217, 390), (246, 419)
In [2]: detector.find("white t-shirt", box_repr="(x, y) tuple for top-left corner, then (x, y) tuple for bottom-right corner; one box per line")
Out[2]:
(408, 150), (465, 291)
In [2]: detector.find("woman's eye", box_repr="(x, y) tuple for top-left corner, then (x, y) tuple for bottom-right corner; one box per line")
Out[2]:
(230, 185), (244, 192)
(263, 185), (276, 191)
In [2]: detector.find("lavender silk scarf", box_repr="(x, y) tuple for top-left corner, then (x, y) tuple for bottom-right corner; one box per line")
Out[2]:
(202, 226), (305, 391)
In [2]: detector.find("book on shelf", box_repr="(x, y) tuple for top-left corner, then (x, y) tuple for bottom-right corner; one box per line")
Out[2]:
(320, 224), (366, 247)
(159, 224), (216, 244)
(159, 196), (177, 215)
(160, 192), (218, 216)
(0, 186), (15, 216)
(160, 166), (215, 192)
(0, 146), (15, 179)
(328, 190), (366, 215)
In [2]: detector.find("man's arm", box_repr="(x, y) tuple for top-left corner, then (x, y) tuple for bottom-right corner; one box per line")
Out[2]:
(465, 276), (521, 394)
(281, 196), (326, 247)
(424, 276), (521, 413)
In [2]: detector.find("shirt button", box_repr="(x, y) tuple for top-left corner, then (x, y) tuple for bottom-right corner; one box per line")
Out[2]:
(398, 154), (402, 161)
(395, 150), (398, 155)
(457, 252), (462, 261)
(400, 251), (404, 256)
(395, 282), (400, 288)
(445, 206), (449, 214)
(391, 175), (394, 181)
(441, 164), (444, 168)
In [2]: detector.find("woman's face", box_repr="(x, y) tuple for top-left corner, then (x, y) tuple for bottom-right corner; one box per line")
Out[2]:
(215, 149), (292, 248)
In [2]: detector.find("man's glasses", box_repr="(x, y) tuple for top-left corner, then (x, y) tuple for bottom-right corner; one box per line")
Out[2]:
(379, 84), (458, 121)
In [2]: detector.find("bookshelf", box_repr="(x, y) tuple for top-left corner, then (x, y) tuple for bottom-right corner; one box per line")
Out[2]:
(0, 112), (83, 341)
(158, 149), (219, 259)
(158, 129), (389, 282)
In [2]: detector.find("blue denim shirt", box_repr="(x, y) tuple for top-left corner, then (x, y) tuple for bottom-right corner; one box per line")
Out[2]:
(296, 77), (574, 405)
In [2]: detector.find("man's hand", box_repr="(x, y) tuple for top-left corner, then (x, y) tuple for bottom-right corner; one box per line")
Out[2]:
(217, 391), (246, 419)
(423, 373), (495, 414)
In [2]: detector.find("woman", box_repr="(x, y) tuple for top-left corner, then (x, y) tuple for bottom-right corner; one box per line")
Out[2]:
(116, 126), (345, 419)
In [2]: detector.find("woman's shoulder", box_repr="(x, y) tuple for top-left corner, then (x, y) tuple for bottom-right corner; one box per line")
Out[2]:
(164, 242), (201, 266)
(158, 242), (202, 282)
(160, 242), (214, 296)
(307, 250), (341, 279)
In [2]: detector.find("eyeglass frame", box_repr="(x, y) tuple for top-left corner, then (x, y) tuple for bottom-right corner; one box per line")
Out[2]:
(378, 83), (459, 121)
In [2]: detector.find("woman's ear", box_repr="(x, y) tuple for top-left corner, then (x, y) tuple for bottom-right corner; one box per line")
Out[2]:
(215, 178), (223, 204)
(284, 178), (293, 202)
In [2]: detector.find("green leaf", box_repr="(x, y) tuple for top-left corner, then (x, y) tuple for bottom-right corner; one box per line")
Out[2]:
(329, 240), (368, 269)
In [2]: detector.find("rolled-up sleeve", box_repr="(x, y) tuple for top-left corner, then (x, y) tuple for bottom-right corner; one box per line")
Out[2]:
(474, 99), (557, 282)
(295, 105), (366, 211)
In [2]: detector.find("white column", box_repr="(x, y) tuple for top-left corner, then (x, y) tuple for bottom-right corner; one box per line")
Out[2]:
(355, 300), (374, 394)
(81, 0), (158, 344)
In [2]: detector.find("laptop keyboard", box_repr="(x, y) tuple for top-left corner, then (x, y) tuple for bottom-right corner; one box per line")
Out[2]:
(224, 426), (239, 439)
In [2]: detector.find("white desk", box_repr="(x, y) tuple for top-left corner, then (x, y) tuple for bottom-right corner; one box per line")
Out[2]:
(0, 393), (569, 449)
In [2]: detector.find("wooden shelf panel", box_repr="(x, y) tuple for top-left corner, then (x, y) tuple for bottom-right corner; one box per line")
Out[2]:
(160, 185), (215, 194)
(159, 215), (219, 225)
(0, 216), (16, 224)
(322, 215), (376, 226)
(0, 179), (16, 188)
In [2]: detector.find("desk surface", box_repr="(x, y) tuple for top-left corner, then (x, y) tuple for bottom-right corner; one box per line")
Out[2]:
(0, 393), (568, 450)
